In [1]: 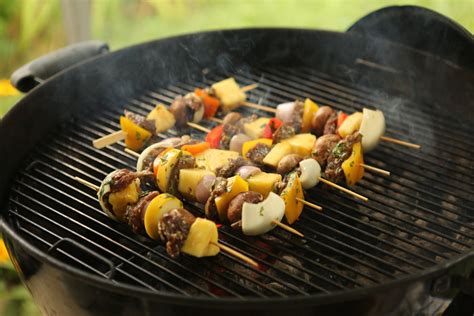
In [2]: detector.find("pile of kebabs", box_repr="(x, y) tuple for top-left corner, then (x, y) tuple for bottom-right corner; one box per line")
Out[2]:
(84, 77), (419, 265)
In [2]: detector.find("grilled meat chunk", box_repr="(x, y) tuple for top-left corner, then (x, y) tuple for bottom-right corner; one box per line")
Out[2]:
(157, 208), (196, 258)
(221, 114), (257, 149)
(215, 157), (248, 178)
(124, 110), (156, 134)
(245, 143), (271, 165)
(125, 191), (160, 235)
(272, 124), (295, 143)
(325, 132), (362, 183)
(323, 111), (338, 135)
(285, 100), (304, 133)
(169, 94), (203, 128)
(312, 134), (341, 168)
(205, 177), (227, 220)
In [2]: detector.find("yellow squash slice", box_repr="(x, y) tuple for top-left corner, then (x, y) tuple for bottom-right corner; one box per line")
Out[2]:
(144, 193), (183, 240)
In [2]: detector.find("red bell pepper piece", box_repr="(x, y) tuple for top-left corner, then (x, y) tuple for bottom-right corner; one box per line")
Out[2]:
(262, 118), (283, 139)
(195, 88), (221, 118)
(205, 124), (224, 148)
(337, 111), (348, 128)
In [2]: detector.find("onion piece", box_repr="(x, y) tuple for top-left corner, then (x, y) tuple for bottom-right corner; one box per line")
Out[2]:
(242, 192), (285, 236)
(192, 103), (204, 123)
(136, 138), (181, 171)
(275, 102), (295, 124)
(195, 174), (216, 204)
(359, 108), (385, 152)
(236, 166), (261, 180)
(299, 159), (321, 189)
(229, 133), (251, 153)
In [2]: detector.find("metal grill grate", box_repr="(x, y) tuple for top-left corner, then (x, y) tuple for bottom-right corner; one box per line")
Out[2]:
(6, 66), (474, 298)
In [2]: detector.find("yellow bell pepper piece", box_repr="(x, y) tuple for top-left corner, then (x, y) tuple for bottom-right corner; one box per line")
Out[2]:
(120, 116), (152, 151)
(242, 138), (273, 158)
(215, 175), (249, 222)
(280, 172), (304, 224)
(302, 98), (319, 132)
(144, 193), (183, 240)
(342, 142), (365, 186)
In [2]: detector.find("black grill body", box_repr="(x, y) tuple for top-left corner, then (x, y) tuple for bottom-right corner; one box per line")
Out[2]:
(1, 8), (474, 316)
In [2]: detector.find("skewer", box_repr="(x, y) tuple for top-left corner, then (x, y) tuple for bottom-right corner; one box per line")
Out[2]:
(125, 148), (140, 158)
(209, 241), (258, 267)
(240, 83), (258, 93)
(271, 221), (304, 237)
(186, 122), (211, 133)
(296, 198), (323, 212)
(243, 102), (277, 113)
(380, 136), (421, 149)
(93, 131), (126, 149)
(360, 164), (390, 176)
(318, 177), (368, 202)
(209, 117), (223, 124)
(73, 176), (259, 267)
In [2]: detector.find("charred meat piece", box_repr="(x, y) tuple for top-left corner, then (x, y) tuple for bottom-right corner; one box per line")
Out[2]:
(124, 110), (156, 134)
(157, 208), (196, 258)
(245, 143), (271, 165)
(272, 124), (295, 143)
(221, 114), (257, 149)
(312, 134), (341, 168)
(311, 106), (334, 136)
(227, 191), (264, 228)
(323, 111), (338, 135)
(205, 177), (227, 220)
(125, 191), (159, 235)
(325, 132), (362, 183)
(215, 156), (248, 178)
(168, 154), (195, 196)
(285, 100), (304, 133)
(169, 94), (203, 128)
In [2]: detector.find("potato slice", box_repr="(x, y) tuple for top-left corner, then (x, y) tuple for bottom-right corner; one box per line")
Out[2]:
(241, 192), (285, 236)
(359, 108), (385, 152)
(282, 133), (316, 157)
(178, 168), (215, 201)
(181, 218), (220, 257)
(338, 112), (363, 138)
(215, 175), (249, 222)
(104, 178), (140, 222)
(195, 149), (239, 173)
(243, 117), (270, 139)
(144, 193), (183, 240)
(263, 142), (293, 167)
(211, 78), (246, 112)
(247, 172), (282, 197)
(280, 172), (304, 224)
(146, 104), (176, 133)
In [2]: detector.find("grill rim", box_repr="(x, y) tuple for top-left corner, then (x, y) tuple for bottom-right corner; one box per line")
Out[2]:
(3, 219), (473, 307)
(1, 27), (473, 309)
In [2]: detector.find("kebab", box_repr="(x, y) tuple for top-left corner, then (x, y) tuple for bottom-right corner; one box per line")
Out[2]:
(126, 143), (306, 235)
(275, 99), (420, 150)
(93, 78), (271, 150)
(74, 171), (258, 267)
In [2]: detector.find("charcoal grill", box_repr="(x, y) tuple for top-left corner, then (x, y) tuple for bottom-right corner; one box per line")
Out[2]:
(1, 6), (474, 316)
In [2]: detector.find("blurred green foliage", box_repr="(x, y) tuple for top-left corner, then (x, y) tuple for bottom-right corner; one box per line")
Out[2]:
(0, 1), (472, 314)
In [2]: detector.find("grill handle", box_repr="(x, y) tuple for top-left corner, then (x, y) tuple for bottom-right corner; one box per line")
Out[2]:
(11, 40), (109, 93)
(48, 237), (116, 279)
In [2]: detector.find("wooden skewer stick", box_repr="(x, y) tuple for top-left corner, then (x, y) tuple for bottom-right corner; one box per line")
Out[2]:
(209, 241), (258, 268)
(93, 130), (126, 149)
(208, 117), (223, 124)
(380, 136), (421, 149)
(296, 198), (323, 212)
(243, 102), (277, 113)
(318, 177), (368, 202)
(73, 176), (258, 266)
(74, 176), (100, 192)
(240, 83), (258, 93)
(271, 221), (304, 237)
(186, 122), (211, 133)
(360, 163), (390, 176)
